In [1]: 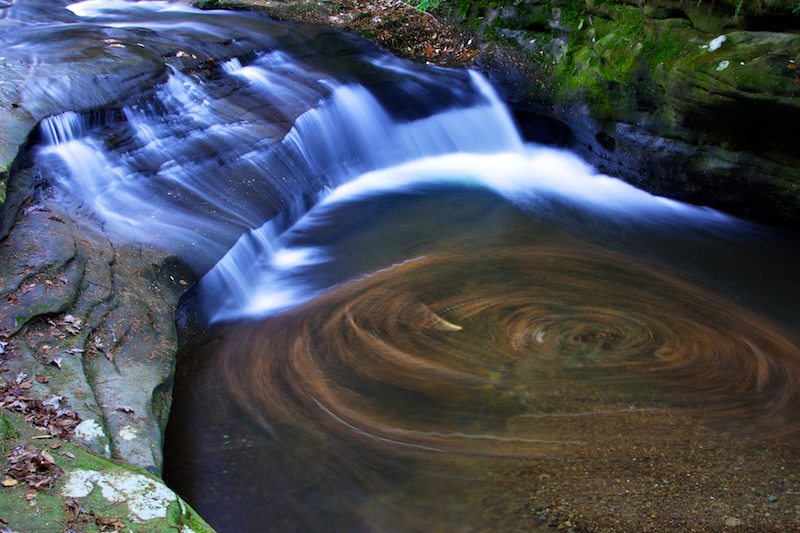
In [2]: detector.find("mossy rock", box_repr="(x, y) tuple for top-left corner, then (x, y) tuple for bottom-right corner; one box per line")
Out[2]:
(0, 411), (215, 533)
(665, 30), (800, 155)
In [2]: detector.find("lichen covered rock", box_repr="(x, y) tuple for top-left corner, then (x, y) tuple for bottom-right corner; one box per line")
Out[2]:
(0, 411), (213, 533)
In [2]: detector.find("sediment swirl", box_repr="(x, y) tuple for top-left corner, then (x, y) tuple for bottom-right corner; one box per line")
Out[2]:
(217, 245), (800, 464)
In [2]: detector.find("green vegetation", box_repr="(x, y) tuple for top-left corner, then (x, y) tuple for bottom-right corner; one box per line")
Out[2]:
(0, 414), (18, 451)
(412, 0), (523, 20)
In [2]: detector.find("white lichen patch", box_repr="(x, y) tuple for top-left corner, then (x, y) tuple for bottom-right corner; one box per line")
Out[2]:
(61, 469), (177, 521)
(119, 425), (139, 441)
(100, 471), (177, 520)
(62, 469), (101, 498)
(75, 419), (106, 441)
(708, 35), (727, 51)
(716, 60), (730, 71)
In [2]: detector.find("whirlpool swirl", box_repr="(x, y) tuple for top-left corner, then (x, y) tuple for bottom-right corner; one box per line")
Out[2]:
(217, 245), (800, 461)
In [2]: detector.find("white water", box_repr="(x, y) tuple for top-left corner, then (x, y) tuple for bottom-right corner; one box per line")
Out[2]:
(200, 73), (735, 322)
(36, 2), (510, 269)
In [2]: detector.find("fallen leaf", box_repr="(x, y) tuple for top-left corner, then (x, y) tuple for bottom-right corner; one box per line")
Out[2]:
(1, 478), (17, 487)
(42, 396), (62, 409)
(23, 205), (47, 216)
(39, 451), (55, 465)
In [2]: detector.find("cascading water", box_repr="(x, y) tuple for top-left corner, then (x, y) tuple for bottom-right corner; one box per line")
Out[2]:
(15, 0), (800, 532)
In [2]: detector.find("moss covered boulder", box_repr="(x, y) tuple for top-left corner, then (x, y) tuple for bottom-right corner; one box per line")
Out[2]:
(470, 0), (800, 224)
(0, 411), (213, 533)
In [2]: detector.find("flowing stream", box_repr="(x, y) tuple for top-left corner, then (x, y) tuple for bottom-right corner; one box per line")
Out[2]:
(16, 0), (800, 531)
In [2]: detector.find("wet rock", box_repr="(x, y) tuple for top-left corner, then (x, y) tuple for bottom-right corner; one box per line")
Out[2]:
(0, 410), (213, 533)
(472, 6), (800, 227)
(0, 201), (185, 474)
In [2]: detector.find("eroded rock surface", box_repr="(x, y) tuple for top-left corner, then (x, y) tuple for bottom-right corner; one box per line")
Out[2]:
(0, 187), (184, 472)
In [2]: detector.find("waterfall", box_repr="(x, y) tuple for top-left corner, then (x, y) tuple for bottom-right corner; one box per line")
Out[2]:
(198, 68), (735, 323)
(35, 0), (745, 327)
(40, 111), (85, 145)
(200, 69), (530, 321)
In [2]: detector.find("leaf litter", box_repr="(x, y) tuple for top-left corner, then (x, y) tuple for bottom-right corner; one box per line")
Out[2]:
(0, 375), (80, 439)
(3, 445), (62, 490)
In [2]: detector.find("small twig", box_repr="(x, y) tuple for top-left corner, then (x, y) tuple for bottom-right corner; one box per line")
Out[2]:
(98, 498), (128, 512)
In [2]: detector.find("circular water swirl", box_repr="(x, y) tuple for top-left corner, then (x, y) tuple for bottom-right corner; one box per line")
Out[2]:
(217, 245), (800, 463)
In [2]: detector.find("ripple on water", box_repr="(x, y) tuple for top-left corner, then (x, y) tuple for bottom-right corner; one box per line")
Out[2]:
(219, 243), (800, 461)
(166, 241), (800, 532)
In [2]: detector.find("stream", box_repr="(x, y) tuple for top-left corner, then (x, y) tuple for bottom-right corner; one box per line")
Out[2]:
(15, 0), (800, 531)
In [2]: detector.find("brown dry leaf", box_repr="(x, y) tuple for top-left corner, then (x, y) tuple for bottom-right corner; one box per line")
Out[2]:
(39, 450), (55, 465)
(63, 498), (87, 524)
(0, 380), (80, 439)
(4, 445), (63, 490)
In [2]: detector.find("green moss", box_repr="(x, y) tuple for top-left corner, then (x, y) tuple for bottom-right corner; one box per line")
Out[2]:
(0, 411), (217, 533)
(0, 414), (18, 452)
